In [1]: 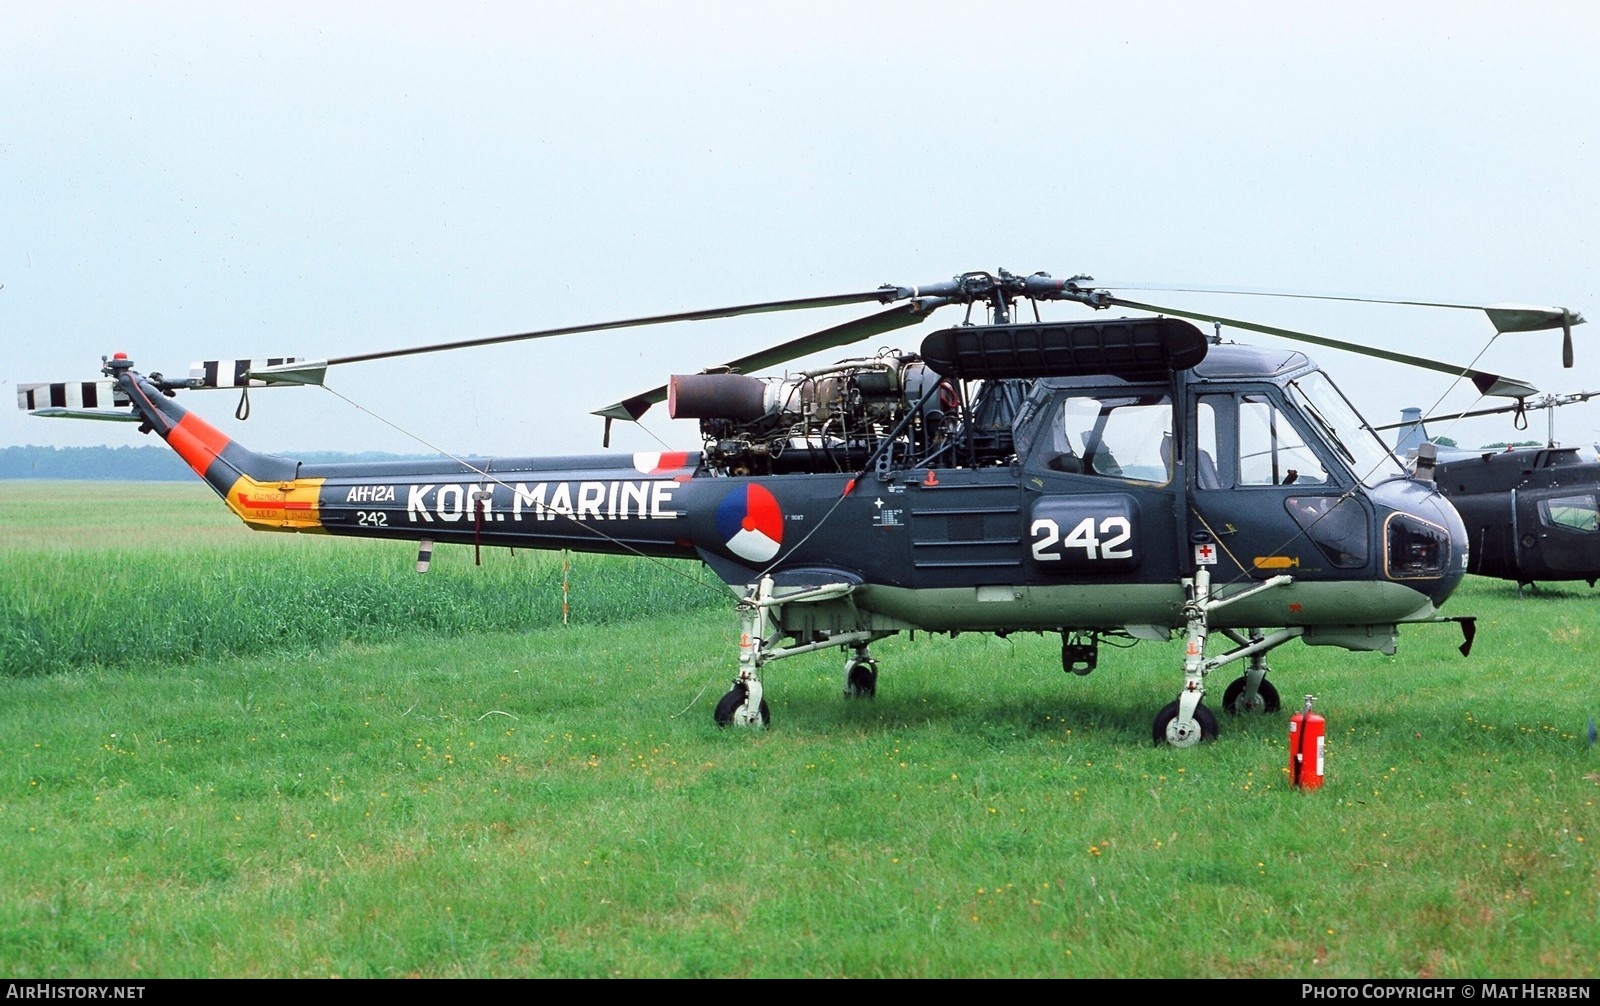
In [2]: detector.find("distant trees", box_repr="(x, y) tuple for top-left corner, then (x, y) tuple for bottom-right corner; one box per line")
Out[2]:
(0, 445), (190, 480)
(1, 445), (438, 480)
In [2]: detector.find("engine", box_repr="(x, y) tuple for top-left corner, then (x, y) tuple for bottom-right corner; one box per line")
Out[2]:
(668, 353), (956, 475)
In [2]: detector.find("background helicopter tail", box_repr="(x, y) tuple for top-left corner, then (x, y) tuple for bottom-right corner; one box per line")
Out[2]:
(1394, 407), (1430, 460)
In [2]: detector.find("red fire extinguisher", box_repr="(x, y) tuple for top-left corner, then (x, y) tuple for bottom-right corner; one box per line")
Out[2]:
(1289, 695), (1325, 790)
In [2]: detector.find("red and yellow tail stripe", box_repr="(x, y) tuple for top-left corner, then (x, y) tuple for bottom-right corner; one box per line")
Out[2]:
(165, 410), (325, 532)
(224, 473), (325, 531)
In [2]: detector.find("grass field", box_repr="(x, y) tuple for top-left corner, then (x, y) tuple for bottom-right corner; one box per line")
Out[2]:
(1, 482), (1597, 977)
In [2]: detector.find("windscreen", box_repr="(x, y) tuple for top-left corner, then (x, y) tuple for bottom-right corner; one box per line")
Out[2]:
(1286, 371), (1408, 488)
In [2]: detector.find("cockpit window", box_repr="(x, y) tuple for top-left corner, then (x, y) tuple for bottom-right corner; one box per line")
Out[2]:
(1286, 371), (1407, 488)
(1539, 494), (1600, 533)
(1035, 393), (1172, 484)
(1239, 394), (1329, 486)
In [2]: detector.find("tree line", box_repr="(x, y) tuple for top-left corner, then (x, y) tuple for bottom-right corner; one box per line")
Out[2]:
(1, 445), (434, 480)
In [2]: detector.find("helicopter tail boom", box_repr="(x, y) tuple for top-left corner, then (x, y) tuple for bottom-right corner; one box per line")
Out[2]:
(68, 357), (707, 559)
(106, 359), (326, 531)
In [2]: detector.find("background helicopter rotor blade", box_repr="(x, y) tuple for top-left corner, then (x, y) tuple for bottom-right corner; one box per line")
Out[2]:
(592, 299), (945, 424)
(1102, 285), (1584, 368)
(1108, 297), (1541, 400)
(1370, 391), (1600, 431)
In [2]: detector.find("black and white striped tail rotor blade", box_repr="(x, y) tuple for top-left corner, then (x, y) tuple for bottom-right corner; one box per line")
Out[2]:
(188, 357), (311, 389)
(17, 380), (138, 421)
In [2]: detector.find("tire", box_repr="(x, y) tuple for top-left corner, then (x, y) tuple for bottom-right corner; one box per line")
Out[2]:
(714, 684), (771, 727)
(1222, 676), (1282, 715)
(845, 660), (878, 699)
(1152, 700), (1219, 747)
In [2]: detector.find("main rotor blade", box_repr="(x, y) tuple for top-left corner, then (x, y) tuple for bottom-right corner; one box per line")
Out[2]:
(1106, 286), (1584, 333)
(1106, 286), (1584, 367)
(1110, 298), (1540, 400)
(592, 300), (943, 423)
(322, 289), (902, 370)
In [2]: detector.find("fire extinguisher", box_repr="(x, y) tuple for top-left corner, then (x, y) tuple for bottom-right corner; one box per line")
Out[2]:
(1289, 694), (1325, 790)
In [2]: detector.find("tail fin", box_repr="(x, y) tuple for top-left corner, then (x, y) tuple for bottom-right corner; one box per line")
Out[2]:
(1394, 407), (1429, 460)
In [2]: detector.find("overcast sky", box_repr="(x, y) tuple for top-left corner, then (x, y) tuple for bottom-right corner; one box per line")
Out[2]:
(4, 1), (1597, 462)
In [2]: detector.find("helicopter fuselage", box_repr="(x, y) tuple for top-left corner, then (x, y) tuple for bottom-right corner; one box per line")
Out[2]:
(1437, 446), (1600, 586)
(116, 333), (1467, 650)
(29, 269), (1578, 741)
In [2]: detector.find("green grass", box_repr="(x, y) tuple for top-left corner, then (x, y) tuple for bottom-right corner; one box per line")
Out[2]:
(0, 482), (727, 676)
(1, 482), (1597, 977)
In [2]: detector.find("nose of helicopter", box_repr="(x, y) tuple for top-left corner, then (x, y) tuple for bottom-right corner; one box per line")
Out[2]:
(1372, 478), (1470, 608)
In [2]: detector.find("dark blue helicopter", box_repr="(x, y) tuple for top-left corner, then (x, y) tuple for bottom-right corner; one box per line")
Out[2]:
(19, 271), (1582, 745)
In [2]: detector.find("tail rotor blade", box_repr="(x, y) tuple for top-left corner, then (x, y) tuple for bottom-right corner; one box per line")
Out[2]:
(17, 379), (138, 421)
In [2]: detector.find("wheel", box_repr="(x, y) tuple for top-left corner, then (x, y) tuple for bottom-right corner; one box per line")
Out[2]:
(844, 660), (878, 699)
(714, 683), (771, 727)
(1222, 675), (1281, 715)
(1152, 700), (1219, 747)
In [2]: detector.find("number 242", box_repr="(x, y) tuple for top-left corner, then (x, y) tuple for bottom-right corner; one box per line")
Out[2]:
(1030, 516), (1133, 561)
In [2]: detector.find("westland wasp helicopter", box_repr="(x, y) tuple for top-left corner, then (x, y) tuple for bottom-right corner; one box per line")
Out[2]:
(18, 270), (1584, 746)
(1390, 392), (1600, 590)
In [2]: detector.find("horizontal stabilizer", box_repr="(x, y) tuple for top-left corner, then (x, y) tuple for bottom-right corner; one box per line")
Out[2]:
(188, 358), (308, 389)
(17, 380), (131, 415)
(26, 408), (143, 422)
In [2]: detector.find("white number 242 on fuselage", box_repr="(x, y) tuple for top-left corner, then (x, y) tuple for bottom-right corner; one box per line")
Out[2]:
(1030, 516), (1134, 562)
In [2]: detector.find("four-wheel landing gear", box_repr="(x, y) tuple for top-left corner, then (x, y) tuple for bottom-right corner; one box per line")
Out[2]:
(1154, 567), (1297, 748)
(712, 569), (1302, 743)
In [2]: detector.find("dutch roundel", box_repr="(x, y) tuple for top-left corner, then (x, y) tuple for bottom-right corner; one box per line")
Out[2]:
(715, 484), (784, 563)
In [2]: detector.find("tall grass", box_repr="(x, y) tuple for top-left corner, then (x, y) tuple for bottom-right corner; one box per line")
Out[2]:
(0, 482), (726, 676)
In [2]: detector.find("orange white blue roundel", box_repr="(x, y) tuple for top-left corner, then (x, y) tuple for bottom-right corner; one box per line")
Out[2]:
(716, 484), (784, 563)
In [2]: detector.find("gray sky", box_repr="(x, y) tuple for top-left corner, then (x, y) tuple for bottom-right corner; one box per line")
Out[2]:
(4, 1), (1597, 461)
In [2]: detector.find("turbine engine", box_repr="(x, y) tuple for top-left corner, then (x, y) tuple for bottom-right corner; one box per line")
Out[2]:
(668, 353), (951, 474)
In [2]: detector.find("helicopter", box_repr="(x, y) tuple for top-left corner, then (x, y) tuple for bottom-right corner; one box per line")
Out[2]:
(1390, 394), (1600, 590)
(17, 270), (1584, 747)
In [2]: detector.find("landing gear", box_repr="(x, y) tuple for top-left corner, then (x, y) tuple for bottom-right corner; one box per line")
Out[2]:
(1223, 674), (1281, 715)
(1153, 700), (1218, 747)
(1221, 643), (1281, 715)
(844, 645), (878, 698)
(1155, 568), (1297, 748)
(717, 575), (893, 729)
(714, 681), (770, 728)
